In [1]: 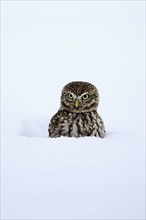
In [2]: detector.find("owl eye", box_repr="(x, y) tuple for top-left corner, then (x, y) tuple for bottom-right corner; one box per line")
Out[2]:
(68, 93), (74, 99)
(82, 94), (89, 100)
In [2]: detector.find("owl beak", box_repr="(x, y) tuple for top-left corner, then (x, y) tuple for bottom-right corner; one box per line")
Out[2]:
(75, 99), (79, 108)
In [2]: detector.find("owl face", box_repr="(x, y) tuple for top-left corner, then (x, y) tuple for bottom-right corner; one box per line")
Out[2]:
(60, 81), (99, 113)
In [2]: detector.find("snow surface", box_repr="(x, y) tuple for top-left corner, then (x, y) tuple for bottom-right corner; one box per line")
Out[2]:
(1, 1), (145, 219)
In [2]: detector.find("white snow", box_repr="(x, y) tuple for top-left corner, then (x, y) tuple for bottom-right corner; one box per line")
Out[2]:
(1, 1), (145, 219)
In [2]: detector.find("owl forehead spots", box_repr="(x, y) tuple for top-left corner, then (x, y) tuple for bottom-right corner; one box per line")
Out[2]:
(63, 81), (97, 96)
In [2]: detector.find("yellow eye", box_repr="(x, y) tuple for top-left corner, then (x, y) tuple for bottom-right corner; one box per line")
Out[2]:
(82, 94), (89, 100)
(68, 93), (73, 99)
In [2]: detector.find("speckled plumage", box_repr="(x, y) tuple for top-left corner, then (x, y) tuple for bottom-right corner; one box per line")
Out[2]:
(48, 81), (106, 138)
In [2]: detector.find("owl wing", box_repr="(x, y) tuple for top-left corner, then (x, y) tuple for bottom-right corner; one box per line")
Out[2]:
(95, 112), (106, 138)
(48, 110), (63, 137)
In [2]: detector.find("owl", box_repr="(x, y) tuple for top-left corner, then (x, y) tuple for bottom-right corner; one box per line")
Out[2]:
(48, 81), (106, 138)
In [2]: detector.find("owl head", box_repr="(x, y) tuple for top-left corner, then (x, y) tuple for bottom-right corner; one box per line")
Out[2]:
(60, 81), (99, 113)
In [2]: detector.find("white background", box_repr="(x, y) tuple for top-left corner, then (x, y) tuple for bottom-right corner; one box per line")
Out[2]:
(1, 1), (145, 219)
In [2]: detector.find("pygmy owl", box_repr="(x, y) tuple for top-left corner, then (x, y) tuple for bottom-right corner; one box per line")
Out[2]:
(48, 81), (106, 138)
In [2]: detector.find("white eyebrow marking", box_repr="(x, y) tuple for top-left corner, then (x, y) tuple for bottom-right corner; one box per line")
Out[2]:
(78, 92), (89, 99)
(68, 92), (89, 101)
